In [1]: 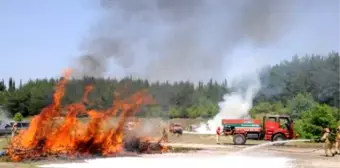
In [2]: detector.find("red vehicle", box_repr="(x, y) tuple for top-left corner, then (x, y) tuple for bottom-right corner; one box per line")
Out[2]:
(222, 115), (295, 145)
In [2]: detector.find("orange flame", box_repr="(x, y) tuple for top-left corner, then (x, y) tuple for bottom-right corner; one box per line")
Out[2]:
(83, 85), (94, 104)
(7, 69), (161, 161)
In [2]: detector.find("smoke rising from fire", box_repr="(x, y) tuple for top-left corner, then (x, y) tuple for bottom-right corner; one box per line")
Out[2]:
(0, 107), (11, 124)
(74, 0), (320, 132)
(75, 0), (295, 82)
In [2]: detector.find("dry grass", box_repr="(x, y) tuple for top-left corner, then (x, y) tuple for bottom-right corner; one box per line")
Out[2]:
(0, 137), (38, 167)
(0, 163), (38, 168)
(0, 136), (10, 150)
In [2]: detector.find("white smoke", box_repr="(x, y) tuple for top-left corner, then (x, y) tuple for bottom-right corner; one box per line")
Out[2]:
(195, 51), (264, 134)
(0, 106), (12, 124)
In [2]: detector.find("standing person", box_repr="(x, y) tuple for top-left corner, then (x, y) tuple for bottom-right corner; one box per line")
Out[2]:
(161, 127), (169, 143)
(335, 125), (340, 155)
(11, 122), (18, 138)
(320, 127), (336, 157)
(216, 126), (221, 144)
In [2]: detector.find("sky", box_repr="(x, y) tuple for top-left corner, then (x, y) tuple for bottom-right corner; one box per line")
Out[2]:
(0, 0), (339, 84)
(0, 0), (100, 83)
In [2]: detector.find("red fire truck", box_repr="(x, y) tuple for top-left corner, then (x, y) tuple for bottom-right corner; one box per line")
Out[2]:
(222, 115), (295, 145)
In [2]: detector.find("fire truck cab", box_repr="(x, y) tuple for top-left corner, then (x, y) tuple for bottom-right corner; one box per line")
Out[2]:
(222, 115), (294, 145)
(262, 115), (294, 142)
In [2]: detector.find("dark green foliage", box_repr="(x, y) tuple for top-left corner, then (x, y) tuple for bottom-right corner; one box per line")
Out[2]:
(0, 77), (224, 118)
(0, 79), (5, 91)
(8, 77), (15, 92)
(293, 104), (338, 139)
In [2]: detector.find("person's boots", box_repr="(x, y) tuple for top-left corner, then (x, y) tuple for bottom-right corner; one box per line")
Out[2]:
(326, 153), (333, 157)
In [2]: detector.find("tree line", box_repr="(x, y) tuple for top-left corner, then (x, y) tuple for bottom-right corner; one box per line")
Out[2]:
(0, 52), (339, 138)
(0, 74), (230, 119)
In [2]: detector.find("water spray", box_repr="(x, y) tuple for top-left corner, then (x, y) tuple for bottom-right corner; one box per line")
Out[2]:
(231, 139), (312, 155)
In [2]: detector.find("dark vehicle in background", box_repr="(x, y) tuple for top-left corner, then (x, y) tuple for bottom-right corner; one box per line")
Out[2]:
(0, 121), (30, 136)
(169, 123), (183, 136)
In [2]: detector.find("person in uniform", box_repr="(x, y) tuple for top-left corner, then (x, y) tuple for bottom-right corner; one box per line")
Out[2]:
(161, 127), (169, 143)
(11, 122), (18, 138)
(335, 125), (340, 155)
(320, 127), (336, 157)
(216, 126), (221, 144)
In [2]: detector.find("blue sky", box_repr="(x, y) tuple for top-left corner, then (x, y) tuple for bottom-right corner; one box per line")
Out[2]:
(0, 0), (339, 84)
(0, 0), (99, 83)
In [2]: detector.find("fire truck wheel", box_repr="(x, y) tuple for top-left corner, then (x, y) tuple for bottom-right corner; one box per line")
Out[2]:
(272, 134), (286, 146)
(233, 134), (246, 145)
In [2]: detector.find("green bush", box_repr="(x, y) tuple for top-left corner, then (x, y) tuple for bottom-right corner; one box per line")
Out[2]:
(294, 104), (337, 139)
(13, 112), (23, 122)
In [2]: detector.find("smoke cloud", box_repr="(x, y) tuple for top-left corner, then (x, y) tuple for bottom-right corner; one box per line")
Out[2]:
(73, 0), (302, 133)
(75, 0), (294, 82)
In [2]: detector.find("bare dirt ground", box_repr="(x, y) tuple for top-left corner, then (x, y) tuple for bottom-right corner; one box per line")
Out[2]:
(166, 133), (339, 168)
(162, 142), (340, 168)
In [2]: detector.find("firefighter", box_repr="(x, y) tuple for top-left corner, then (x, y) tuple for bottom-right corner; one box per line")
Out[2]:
(161, 127), (169, 143)
(320, 127), (336, 157)
(216, 126), (221, 144)
(335, 125), (340, 155)
(11, 122), (18, 138)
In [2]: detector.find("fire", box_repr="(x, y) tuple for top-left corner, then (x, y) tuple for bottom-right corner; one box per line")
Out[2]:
(83, 85), (94, 104)
(7, 69), (165, 162)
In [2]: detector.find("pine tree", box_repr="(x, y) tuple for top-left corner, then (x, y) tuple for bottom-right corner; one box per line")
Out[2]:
(8, 78), (16, 92)
(19, 80), (23, 89)
(0, 79), (6, 91)
(8, 78), (13, 92)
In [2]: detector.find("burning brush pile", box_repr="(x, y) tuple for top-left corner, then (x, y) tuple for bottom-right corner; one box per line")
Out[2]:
(6, 69), (167, 162)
